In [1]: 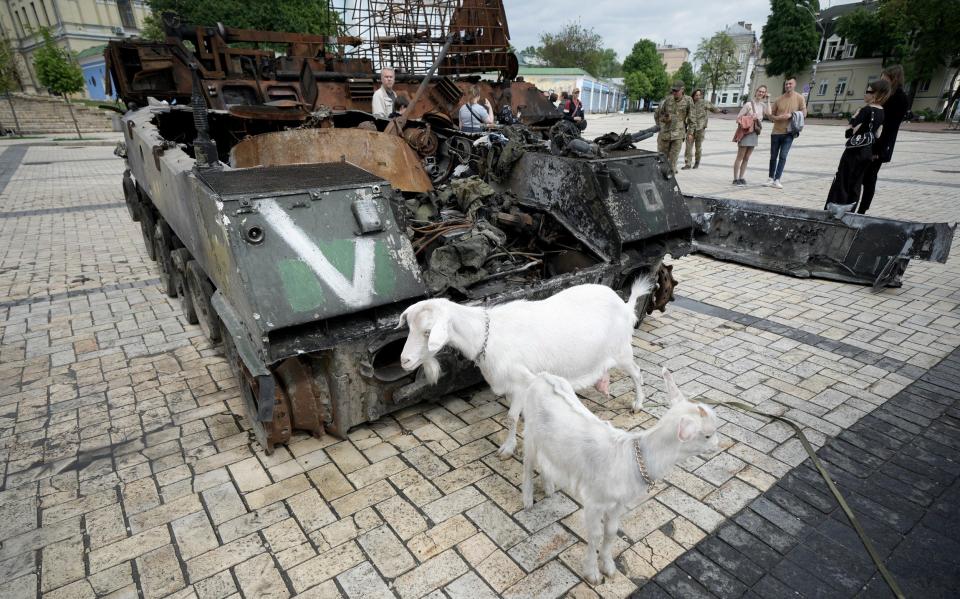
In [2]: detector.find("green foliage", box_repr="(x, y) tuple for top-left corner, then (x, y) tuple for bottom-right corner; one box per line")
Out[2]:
(595, 48), (623, 78)
(835, 7), (908, 62)
(624, 71), (651, 102)
(33, 29), (84, 97)
(914, 107), (945, 121)
(0, 37), (20, 94)
(761, 0), (821, 78)
(672, 61), (700, 92)
(622, 39), (669, 101)
(888, 0), (960, 82)
(694, 33), (739, 101)
(143, 0), (340, 40)
(534, 21), (620, 78)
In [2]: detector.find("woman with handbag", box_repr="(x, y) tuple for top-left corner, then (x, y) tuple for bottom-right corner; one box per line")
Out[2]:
(824, 80), (889, 209)
(731, 85), (769, 185)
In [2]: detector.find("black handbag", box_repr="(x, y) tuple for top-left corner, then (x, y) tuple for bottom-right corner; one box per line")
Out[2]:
(846, 109), (875, 148)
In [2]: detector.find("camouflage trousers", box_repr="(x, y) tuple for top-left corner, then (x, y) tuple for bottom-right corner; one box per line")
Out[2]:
(657, 137), (684, 172)
(684, 129), (706, 166)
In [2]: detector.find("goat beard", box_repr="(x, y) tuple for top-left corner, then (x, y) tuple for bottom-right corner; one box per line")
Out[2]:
(421, 355), (441, 385)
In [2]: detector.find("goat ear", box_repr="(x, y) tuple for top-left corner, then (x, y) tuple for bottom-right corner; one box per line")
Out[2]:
(677, 415), (699, 442)
(426, 310), (450, 352)
(662, 367), (684, 405)
(397, 306), (412, 329)
(697, 405), (708, 419)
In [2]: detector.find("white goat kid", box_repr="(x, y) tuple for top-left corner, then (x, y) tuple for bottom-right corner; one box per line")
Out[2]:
(398, 278), (652, 458)
(517, 368), (720, 585)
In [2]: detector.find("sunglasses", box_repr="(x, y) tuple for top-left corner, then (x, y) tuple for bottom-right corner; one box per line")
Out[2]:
(865, 89), (876, 93)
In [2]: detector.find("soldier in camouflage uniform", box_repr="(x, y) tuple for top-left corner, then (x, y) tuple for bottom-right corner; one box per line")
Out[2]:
(655, 81), (694, 173)
(683, 88), (721, 169)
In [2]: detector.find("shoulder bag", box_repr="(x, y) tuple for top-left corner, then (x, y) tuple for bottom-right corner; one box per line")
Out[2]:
(846, 109), (875, 148)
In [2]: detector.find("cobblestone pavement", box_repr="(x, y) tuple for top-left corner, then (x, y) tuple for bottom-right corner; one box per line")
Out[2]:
(0, 121), (958, 599)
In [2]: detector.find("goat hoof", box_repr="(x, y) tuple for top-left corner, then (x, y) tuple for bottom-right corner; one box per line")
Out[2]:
(496, 442), (516, 460)
(583, 571), (602, 586)
(631, 398), (644, 413)
(522, 494), (534, 509)
(600, 558), (617, 577)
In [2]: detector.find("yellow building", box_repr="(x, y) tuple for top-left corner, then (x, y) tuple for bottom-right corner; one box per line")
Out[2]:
(656, 45), (689, 75)
(0, 0), (150, 98)
(753, 1), (957, 115)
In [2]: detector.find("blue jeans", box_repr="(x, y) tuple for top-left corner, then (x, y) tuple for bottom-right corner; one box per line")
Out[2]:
(769, 133), (794, 180)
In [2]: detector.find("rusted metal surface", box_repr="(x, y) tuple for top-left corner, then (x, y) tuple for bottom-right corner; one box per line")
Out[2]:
(686, 195), (956, 288)
(229, 128), (434, 192)
(648, 263), (677, 313)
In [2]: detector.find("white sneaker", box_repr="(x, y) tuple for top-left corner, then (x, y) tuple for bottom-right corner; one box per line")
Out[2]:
(773, 180), (783, 189)
(766, 178), (774, 186)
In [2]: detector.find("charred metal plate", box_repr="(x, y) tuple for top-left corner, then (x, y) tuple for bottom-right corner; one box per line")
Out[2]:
(686, 195), (956, 288)
(199, 162), (383, 196)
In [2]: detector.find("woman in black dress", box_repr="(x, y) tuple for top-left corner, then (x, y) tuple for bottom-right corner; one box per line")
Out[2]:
(824, 79), (889, 210)
(856, 65), (909, 214)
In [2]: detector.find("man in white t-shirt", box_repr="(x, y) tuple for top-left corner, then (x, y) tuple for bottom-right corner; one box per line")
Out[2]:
(372, 67), (396, 118)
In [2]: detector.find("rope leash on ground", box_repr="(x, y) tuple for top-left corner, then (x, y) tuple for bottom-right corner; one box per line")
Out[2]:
(698, 398), (906, 599)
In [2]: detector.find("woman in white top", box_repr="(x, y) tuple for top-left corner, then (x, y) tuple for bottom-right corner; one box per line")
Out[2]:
(732, 85), (770, 185)
(458, 86), (494, 133)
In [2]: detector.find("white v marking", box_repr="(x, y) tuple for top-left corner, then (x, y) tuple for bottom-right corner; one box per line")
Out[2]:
(259, 200), (376, 307)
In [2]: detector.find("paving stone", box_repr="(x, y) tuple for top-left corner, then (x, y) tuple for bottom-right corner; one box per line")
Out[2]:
(346, 456), (406, 489)
(357, 524), (416, 577)
(201, 482), (247, 525)
(407, 514), (477, 561)
(219, 501), (289, 543)
(422, 485), (485, 523)
(0, 573), (38, 599)
(186, 533), (265, 583)
(245, 473), (311, 510)
(171, 510), (219, 560)
(287, 541), (364, 593)
(456, 532), (498, 566)
(43, 578), (97, 599)
(374, 494), (427, 541)
(193, 570), (237, 599)
(444, 570), (499, 599)
(87, 562), (134, 596)
(501, 560), (579, 599)
(129, 493), (202, 533)
(466, 500), (528, 550)
(655, 487), (725, 532)
(330, 480), (394, 517)
(476, 549), (525, 593)
(513, 492), (579, 533)
(234, 553), (289, 599)
(703, 478), (762, 517)
(507, 522), (577, 572)
(88, 524), (171, 573)
(137, 544), (186, 598)
(336, 561), (393, 599)
(40, 535), (85, 592)
(307, 463), (354, 501)
(392, 550), (468, 599)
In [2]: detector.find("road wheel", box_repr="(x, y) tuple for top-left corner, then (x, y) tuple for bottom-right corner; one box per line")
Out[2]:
(171, 249), (198, 324)
(186, 260), (221, 343)
(153, 222), (177, 298)
(140, 208), (156, 261)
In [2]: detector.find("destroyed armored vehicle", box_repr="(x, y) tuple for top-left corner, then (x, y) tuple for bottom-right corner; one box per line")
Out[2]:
(108, 5), (693, 452)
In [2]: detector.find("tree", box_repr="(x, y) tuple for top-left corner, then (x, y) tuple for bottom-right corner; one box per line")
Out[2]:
(0, 37), (22, 136)
(595, 49), (623, 78)
(142, 0), (340, 41)
(535, 21), (608, 77)
(622, 39), (669, 108)
(624, 71), (651, 105)
(673, 61), (700, 93)
(33, 29), (85, 139)
(761, 0), (821, 78)
(834, 0), (960, 116)
(695, 32), (739, 103)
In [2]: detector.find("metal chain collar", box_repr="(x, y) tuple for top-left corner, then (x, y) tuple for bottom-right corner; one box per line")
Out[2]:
(633, 439), (656, 487)
(474, 310), (490, 363)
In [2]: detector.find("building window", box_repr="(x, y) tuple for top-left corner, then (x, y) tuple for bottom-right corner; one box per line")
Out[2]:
(15, 11), (26, 35)
(918, 79), (931, 92)
(720, 93), (728, 104)
(117, 0), (137, 30)
(826, 40), (839, 60)
(21, 8), (30, 30)
(732, 93), (739, 105)
(735, 71), (743, 83)
(30, 3), (41, 28)
(844, 44), (857, 58)
(739, 50), (746, 62)
(836, 77), (847, 96)
(818, 80), (828, 96)
(40, 1), (51, 26)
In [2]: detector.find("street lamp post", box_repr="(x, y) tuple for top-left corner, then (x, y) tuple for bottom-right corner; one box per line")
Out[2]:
(797, 3), (825, 107)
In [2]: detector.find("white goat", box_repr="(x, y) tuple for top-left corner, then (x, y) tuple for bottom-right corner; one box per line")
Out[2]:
(398, 278), (652, 458)
(516, 368), (719, 584)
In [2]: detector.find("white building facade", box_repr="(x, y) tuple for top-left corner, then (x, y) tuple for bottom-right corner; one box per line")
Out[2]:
(710, 22), (760, 109)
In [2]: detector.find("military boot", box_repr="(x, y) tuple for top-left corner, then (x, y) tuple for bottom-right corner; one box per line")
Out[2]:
(693, 160), (700, 169)
(681, 164), (692, 170)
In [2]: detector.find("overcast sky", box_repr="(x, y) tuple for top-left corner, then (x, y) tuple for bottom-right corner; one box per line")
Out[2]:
(502, 0), (859, 63)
